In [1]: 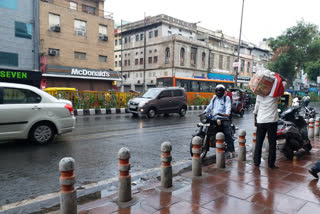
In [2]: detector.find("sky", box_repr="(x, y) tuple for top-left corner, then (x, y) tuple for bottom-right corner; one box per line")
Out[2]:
(105, 0), (320, 45)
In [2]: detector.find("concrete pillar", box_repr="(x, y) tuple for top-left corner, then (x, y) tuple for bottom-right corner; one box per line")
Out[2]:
(315, 117), (320, 137)
(252, 127), (257, 160)
(192, 136), (202, 177)
(161, 142), (172, 188)
(216, 132), (225, 168)
(238, 129), (246, 161)
(118, 147), (132, 203)
(59, 157), (77, 214)
(308, 118), (314, 140)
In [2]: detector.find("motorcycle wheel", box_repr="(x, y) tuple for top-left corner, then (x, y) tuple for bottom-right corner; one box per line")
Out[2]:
(303, 142), (312, 152)
(282, 138), (299, 160)
(189, 135), (209, 160)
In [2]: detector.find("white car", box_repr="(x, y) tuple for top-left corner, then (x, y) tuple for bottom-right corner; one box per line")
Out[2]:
(0, 82), (76, 144)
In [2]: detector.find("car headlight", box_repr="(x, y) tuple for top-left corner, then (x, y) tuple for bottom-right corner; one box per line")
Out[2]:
(138, 101), (148, 107)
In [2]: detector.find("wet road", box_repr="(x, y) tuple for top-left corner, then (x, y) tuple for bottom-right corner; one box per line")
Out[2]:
(0, 110), (254, 206)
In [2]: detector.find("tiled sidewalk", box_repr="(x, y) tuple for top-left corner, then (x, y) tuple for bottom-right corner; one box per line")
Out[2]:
(78, 138), (320, 214)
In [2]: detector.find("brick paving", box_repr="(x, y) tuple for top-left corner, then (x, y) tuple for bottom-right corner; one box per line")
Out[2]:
(77, 137), (320, 214)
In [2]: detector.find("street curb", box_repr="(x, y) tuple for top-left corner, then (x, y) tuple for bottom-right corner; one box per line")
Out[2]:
(74, 105), (207, 116)
(0, 154), (216, 214)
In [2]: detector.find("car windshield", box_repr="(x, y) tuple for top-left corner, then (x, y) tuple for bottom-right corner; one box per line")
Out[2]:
(142, 88), (162, 99)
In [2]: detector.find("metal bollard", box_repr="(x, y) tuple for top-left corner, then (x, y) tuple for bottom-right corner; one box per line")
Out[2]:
(238, 129), (246, 161)
(216, 132), (225, 168)
(308, 118), (314, 140)
(161, 142), (172, 188)
(315, 117), (320, 137)
(59, 157), (77, 214)
(192, 136), (202, 176)
(252, 127), (257, 159)
(118, 147), (132, 203)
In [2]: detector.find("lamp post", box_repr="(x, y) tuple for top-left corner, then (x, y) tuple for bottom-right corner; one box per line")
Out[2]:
(235, 0), (245, 88)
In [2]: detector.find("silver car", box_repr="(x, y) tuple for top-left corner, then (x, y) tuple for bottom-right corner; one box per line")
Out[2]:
(0, 82), (76, 144)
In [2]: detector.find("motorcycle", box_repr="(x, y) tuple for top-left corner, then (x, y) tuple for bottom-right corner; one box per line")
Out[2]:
(304, 106), (317, 119)
(189, 113), (236, 160)
(276, 107), (312, 160)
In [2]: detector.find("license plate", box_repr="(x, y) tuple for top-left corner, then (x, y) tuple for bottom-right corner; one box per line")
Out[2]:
(198, 123), (210, 127)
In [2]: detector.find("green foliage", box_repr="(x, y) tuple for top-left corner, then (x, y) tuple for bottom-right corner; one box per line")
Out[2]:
(309, 92), (320, 102)
(305, 61), (320, 82)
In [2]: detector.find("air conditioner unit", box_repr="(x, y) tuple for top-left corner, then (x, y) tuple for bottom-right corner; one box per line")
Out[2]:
(48, 49), (58, 56)
(99, 34), (108, 41)
(50, 25), (60, 32)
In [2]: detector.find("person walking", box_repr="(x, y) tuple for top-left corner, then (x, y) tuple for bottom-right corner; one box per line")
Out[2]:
(309, 160), (320, 179)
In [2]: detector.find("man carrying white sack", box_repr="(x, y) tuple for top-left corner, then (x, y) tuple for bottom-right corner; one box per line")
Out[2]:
(253, 70), (287, 169)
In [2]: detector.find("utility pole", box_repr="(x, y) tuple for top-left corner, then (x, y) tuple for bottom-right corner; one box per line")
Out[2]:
(235, 0), (245, 88)
(143, 13), (147, 93)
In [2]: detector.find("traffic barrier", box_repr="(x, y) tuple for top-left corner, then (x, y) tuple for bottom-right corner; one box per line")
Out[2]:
(308, 118), (314, 140)
(59, 157), (77, 214)
(216, 132), (225, 168)
(118, 147), (132, 202)
(192, 136), (202, 176)
(315, 117), (320, 137)
(252, 127), (257, 160)
(161, 142), (173, 188)
(238, 129), (246, 161)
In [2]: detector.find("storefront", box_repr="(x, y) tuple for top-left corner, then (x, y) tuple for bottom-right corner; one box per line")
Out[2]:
(0, 68), (42, 87)
(41, 65), (122, 91)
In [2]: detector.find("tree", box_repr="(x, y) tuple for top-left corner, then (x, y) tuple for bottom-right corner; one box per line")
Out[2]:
(267, 21), (320, 84)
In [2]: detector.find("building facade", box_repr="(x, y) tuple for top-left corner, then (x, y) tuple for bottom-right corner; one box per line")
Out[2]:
(0, 0), (39, 71)
(39, 0), (120, 91)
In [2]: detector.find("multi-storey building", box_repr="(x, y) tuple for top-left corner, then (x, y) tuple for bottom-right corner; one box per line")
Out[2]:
(39, 0), (120, 91)
(0, 0), (39, 71)
(114, 26), (122, 72)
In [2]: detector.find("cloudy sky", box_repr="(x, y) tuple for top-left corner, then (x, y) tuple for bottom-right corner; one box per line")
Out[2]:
(105, 0), (320, 45)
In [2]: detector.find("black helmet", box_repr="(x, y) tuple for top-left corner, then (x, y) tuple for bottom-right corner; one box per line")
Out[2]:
(215, 84), (225, 98)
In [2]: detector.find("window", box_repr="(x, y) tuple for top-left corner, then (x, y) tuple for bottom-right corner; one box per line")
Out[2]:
(119, 38), (122, 45)
(82, 5), (96, 15)
(173, 90), (183, 96)
(140, 58), (143, 65)
(124, 37), (127, 44)
(0, 51), (18, 67)
(48, 48), (60, 56)
(15, 21), (32, 39)
(153, 56), (158, 63)
(159, 91), (172, 98)
(154, 49), (157, 53)
(99, 25), (107, 36)
(124, 60), (127, 66)
(148, 57), (152, 64)
(3, 88), (41, 104)
(74, 20), (86, 37)
(136, 34), (139, 41)
(135, 59), (138, 65)
(136, 52), (138, 55)
(247, 62), (251, 72)
(115, 61), (117, 67)
(149, 50), (152, 54)
(227, 56), (231, 70)
(180, 48), (185, 66)
(202, 52), (206, 68)
(241, 59), (245, 72)
(219, 55), (223, 69)
(128, 60), (130, 66)
(191, 47), (197, 65)
(74, 52), (86, 60)
(99, 55), (107, 63)
(49, 13), (60, 28)
(115, 39), (118, 46)
(70, 2), (77, 10)
(149, 31), (153, 38)
(154, 30), (158, 37)
(165, 48), (170, 64)
(168, 31), (172, 35)
(140, 33), (144, 40)
(119, 61), (122, 66)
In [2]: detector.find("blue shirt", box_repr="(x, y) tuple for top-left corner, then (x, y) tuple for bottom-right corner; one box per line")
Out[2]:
(205, 95), (231, 116)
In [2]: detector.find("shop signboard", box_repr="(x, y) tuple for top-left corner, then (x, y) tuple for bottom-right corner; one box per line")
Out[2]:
(0, 69), (42, 87)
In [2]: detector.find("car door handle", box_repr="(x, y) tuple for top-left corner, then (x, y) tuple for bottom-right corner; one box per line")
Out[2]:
(32, 106), (41, 110)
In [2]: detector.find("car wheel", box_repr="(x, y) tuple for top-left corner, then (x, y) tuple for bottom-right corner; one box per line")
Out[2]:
(147, 108), (156, 118)
(179, 107), (187, 116)
(29, 122), (56, 144)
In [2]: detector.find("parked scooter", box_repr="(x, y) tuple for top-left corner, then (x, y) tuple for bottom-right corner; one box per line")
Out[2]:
(276, 107), (312, 160)
(304, 106), (317, 119)
(189, 113), (236, 159)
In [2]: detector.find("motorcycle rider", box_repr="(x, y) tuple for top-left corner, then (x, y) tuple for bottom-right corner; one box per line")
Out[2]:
(204, 84), (235, 157)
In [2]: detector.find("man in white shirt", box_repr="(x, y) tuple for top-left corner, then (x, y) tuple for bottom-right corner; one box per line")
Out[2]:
(253, 94), (280, 169)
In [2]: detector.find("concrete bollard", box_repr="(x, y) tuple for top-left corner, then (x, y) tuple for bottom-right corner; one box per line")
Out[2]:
(252, 127), (257, 159)
(59, 157), (77, 214)
(308, 118), (314, 140)
(216, 132), (225, 168)
(192, 136), (202, 177)
(238, 129), (247, 161)
(161, 142), (172, 188)
(118, 147), (132, 203)
(315, 117), (320, 137)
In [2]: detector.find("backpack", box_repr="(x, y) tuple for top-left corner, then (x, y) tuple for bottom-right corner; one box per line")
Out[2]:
(211, 95), (226, 105)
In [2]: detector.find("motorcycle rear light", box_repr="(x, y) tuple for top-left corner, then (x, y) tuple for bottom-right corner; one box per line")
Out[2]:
(64, 104), (74, 115)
